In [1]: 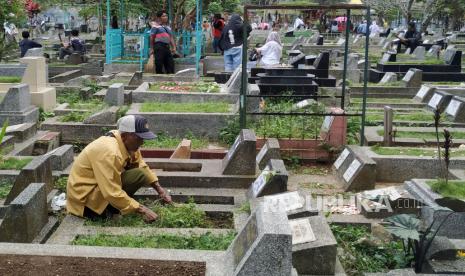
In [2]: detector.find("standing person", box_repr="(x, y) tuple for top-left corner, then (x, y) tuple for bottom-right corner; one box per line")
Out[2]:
(293, 15), (305, 30)
(19, 31), (42, 57)
(211, 14), (224, 53)
(256, 31), (282, 67)
(369, 21), (381, 37)
(219, 14), (252, 72)
(150, 11), (177, 74)
(357, 20), (367, 34)
(66, 115), (173, 222)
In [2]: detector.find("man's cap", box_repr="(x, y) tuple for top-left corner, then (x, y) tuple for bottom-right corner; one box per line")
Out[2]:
(117, 115), (157, 140)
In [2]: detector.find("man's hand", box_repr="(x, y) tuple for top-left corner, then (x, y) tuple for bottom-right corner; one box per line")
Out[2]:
(137, 204), (158, 223)
(158, 189), (173, 204)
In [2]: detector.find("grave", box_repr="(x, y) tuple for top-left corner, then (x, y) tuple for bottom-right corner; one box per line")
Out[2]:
(333, 146), (377, 191)
(222, 129), (257, 175)
(20, 57), (56, 111)
(0, 84), (39, 125)
(246, 159), (288, 199)
(104, 83), (124, 106)
(413, 84), (435, 103)
(427, 45), (441, 57)
(445, 96), (465, 122)
(379, 72), (397, 84)
(427, 91), (453, 111)
(401, 68), (423, 87)
(256, 138), (281, 170)
(412, 46), (426, 60)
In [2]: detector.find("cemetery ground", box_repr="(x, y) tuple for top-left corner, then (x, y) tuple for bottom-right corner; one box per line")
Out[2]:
(2, 24), (465, 276)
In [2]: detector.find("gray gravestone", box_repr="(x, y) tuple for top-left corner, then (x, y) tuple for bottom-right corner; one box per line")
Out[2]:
(222, 129), (257, 175)
(247, 159), (288, 199)
(0, 183), (48, 243)
(48, 144), (74, 171)
(413, 85), (435, 103)
(347, 54), (359, 70)
(382, 41), (391, 50)
(401, 68), (423, 87)
(104, 83), (124, 106)
(5, 155), (53, 204)
(0, 84), (31, 112)
(379, 72), (397, 84)
(83, 106), (119, 124)
(226, 203), (292, 276)
(256, 138), (281, 170)
(427, 91), (453, 111)
(291, 216), (338, 275)
(405, 47), (412, 55)
(128, 71), (143, 86)
(380, 53), (392, 64)
(224, 67), (243, 94)
(263, 191), (317, 219)
(445, 96), (465, 122)
(444, 48), (457, 64)
(24, 47), (44, 57)
(427, 45), (441, 57)
(412, 46), (425, 60)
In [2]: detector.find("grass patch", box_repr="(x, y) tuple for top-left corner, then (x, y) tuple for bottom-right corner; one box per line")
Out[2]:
(426, 179), (465, 200)
(140, 102), (230, 113)
(350, 98), (414, 104)
(330, 224), (408, 275)
(57, 90), (106, 111)
(85, 200), (233, 229)
(235, 202), (251, 214)
(371, 146), (465, 158)
(376, 130), (465, 140)
(366, 112), (436, 122)
(149, 81), (221, 93)
(143, 132), (209, 149)
(59, 111), (91, 122)
(0, 157), (32, 170)
(0, 76), (21, 83)
(54, 177), (68, 192)
(300, 182), (336, 190)
(385, 56), (444, 65)
(0, 182), (13, 199)
(364, 81), (403, 87)
(73, 232), (236, 250)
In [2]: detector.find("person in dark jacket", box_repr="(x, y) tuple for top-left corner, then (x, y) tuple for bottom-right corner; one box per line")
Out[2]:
(397, 22), (422, 52)
(59, 29), (86, 59)
(19, 31), (42, 57)
(219, 14), (252, 72)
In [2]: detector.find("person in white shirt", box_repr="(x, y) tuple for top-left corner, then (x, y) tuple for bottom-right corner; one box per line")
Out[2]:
(293, 16), (305, 30)
(256, 31), (282, 67)
(369, 21), (381, 37)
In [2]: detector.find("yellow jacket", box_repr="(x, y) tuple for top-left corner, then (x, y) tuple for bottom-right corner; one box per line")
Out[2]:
(66, 130), (158, 217)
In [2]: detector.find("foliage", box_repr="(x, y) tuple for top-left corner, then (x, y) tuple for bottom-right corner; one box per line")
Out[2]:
(0, 0), (26, 27)
(140, 102), (230, 113)
(0, 36), (19, 62)
(73, 231), (236, 250)
(116, 105), (129, 119)
(149, 81), (221, 93)
(38, 107), (55, 122)
(0, 119), (8, 148)
(330, 224), (408, 275)
(371, 146), (465, 158)
(0, 182), (13, 199)
(59, 112), (91, 122)
(0, 76), (21, 83)
(376, 130), (465, 140)
(236, 202), (251, 214)
(54, 177), (68, 193)
(427, 179), (465, 200)
(143, 132), (209, 149)
(347, 117), (360, 145)
(0, 157), (32, 170)
(383, 213), (455, 273)
(219, 117), (241, 146)
(85, 199), (233, 229)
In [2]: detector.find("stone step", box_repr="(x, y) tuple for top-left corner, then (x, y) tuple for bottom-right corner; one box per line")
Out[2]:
(449, 169), (465, 180)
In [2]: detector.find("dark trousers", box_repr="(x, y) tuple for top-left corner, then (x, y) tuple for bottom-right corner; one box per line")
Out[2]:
(154, 43), (174, 74)
(212, 37), (220, 53)
(83, 168), (150, 220)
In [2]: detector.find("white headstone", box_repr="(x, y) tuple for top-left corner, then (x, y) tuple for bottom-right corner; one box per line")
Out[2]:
(264, 191), (304, 212)
(402, 70), (415, 82)
(343, 159), (361, 182)
(290, 218), (317, 245)
(412, 46), (425, 60)
(252, 166), (273, 197)
(380, 72), (397, 84)
(428, 93), (443, 109)
(446, 99), (462, 117)
(405, 48), (412, 55)
(415, 85), (431, 100)
(334, 148), (350, 170)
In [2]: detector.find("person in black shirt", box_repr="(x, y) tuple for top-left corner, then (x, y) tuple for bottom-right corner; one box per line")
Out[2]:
(59, 29), (86, 59)
(19, 31), (42, 58)
(396, 22), (422, 52)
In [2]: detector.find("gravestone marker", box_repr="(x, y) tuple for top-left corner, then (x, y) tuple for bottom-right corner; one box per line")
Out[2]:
(347, 54), (359, 70)
(83, 106), (119, 124)
(256, 138), (281, 170)
(222, 129), (256, 175)
(320, 107), (347, 147)
(20, 56), (56, 111)
(128, 71), (143, 86)
(343, 159), (362, 182)
(401, 68), (422, 87)
(25, 47), (44, 57)
(333, 146), (376, 191)
(445, 96), (465, 122)
(379, 72), (397, 84)
(405, 48), (412, 55)
(428, 91), (453, 111)
(264, 191), (304, 213)
(427, 45), (441, 57)
(0, 84), (39, 125)
(247, 159), (288, 198)
(316, 35), (324, 45)
(104, 83), (124, 106)
(413, 46), (425, 60)
(223, 67), (243, 94)
(334, 148), (350, 170)
(380, 53), (392, 64)
(290, 218), (316, 244)
(382, 41), (391, 50)
(414, 85), (435, 103)
(428, 93), (443, 109)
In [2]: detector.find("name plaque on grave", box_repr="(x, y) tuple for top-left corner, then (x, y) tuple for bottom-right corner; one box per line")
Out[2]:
(416, 86), (430, 99)
(403, 70), (414, 82)
(256, 143), (268, 164)
(343, 159), (361, 182)
(264, 191), (304, 212)
(289, 218), (316, 245)
(428, 94), (442, 109)
(232, 213), (258, 267)
(321, 116), (335, 132)
(334, 149), (350, 170)
(6, 123), (26, 132)
(226, 135), (241, 161)
(252, 166), (272, 197)
(446, 99), (461, 117)
(380, 53), (391, 63)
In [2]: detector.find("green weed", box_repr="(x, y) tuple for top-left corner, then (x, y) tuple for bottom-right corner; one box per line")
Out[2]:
(140, 102), (230, 113)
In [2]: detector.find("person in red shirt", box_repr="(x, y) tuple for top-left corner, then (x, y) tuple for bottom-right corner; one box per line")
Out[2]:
(211, 14), (224, 53)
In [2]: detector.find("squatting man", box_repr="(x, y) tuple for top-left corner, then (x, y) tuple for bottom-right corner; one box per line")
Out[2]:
(66, 115), (172, 222)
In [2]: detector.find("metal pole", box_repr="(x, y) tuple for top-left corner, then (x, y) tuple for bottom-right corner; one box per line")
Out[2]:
(105, 0), (111, 64)
(360, 7), (370, 146)
(341, 9), (351, 109)
(195, 0), (202, 76)
(240, 9), (249, 129)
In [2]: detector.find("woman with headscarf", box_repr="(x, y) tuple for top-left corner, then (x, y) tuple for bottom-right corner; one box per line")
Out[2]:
(255, 31), (282, 67)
